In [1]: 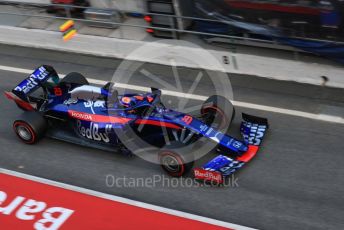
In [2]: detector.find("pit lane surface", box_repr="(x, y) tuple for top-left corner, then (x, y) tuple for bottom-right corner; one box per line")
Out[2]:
(0, 45), (343, 230)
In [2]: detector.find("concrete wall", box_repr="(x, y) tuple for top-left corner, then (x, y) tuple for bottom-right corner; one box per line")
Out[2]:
(5, 0), (50, 3)
(6, 0), (147, 13)
(90, 0), (146, 13)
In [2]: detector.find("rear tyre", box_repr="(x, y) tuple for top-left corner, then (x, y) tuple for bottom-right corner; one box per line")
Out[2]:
(60, 72), (89, 86)
(13, 112), (47, 145)
(158, 142), (194, 177)
(201, 95), (235, 133)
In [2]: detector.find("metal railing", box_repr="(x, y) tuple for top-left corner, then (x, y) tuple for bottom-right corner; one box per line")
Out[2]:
(0, 0), (342, 52)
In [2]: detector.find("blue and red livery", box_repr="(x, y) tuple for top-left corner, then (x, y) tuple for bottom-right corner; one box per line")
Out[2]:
(5, 65), (269, 183)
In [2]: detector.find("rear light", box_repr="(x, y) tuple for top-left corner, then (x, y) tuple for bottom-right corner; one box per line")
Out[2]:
(146, 28), (154, 33)
(144, 15), (152, 23)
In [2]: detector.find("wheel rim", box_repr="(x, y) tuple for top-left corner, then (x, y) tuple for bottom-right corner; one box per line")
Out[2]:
(16, 125), (32, 141)
(162, 155), (181, 173)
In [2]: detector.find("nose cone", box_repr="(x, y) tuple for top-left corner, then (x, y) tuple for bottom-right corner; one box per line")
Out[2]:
(240, 144), (249, 153)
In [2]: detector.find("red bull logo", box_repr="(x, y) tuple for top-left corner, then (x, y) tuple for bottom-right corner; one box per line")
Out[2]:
(194, 168), (223, 184)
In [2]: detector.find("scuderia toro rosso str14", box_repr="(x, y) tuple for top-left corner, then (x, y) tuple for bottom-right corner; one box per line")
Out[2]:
(4, 65), (269, 184)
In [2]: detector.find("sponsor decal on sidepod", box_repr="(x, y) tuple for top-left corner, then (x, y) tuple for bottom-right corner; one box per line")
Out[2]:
(69, 111), (93, 121)
(77, 120), (111, 143)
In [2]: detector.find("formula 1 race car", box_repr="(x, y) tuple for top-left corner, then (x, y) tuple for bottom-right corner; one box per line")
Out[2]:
(4, 65), (269, 184)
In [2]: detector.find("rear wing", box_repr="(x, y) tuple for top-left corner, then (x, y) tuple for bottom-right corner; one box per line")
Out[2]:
(4, 65), (59, 111)
(13, 65), (58, 97)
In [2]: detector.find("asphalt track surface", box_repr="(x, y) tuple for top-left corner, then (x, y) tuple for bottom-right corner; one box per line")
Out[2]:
(0, 44), (343, 230)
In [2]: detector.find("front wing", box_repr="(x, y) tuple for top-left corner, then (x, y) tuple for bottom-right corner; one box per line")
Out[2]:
(194, 113), (269, 184)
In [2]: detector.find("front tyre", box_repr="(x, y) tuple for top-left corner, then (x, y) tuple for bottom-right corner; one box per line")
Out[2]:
(13, 112), (47, 144)
(158, 142), (194, 177)
(201, 95), (235, 133)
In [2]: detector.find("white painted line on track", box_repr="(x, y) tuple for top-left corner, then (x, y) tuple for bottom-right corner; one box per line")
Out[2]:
(0, 168), (256, 230)
(1, 65), (343, 124)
